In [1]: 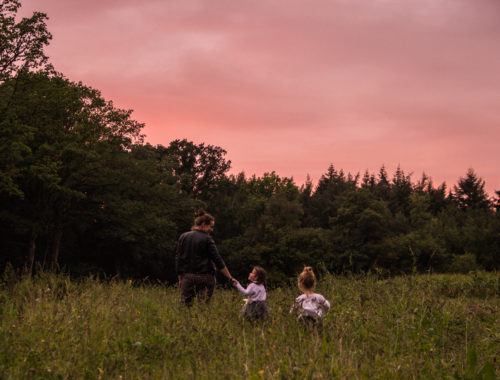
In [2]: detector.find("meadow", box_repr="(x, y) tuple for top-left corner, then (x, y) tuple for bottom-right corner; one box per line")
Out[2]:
(0, 270), (498, 379)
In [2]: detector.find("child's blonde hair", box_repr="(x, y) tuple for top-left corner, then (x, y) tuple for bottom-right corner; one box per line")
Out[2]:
(298, 266), (316, 291)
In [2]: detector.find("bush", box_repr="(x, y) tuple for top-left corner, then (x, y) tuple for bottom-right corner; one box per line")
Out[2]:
(448, 253), (481, 274)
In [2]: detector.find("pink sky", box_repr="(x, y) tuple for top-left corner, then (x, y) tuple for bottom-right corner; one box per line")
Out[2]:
(20, 0), (500, 196)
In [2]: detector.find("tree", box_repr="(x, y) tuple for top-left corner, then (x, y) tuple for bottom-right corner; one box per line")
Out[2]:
(213, 172), (306, 284)
(329, 189), (393, 272)
(75, 143), (193, 280)
(413, 173), (451, 215)
(162, 139), (231, 201)
(308, 165), (359, 228)
(374, 165), (391, 202)
(299, 174), (315, 227)
(386, 193), (447, 273)
(388, 165), (413, 216)
(494, 191), (500, 213)
(453, 168), (491, 210)
(361, 170), (376, 191)
(0, 0), (52, 81)
(0, 71), (145, 275)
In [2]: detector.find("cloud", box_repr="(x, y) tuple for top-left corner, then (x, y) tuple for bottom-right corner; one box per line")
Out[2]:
(19, 0), (500, 193)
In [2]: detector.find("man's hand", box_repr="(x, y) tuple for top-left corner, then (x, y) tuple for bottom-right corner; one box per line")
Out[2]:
(178, 275), (183, 289)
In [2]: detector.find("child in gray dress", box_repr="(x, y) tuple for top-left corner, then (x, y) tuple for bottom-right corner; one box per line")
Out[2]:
(233, 266), (270, 321)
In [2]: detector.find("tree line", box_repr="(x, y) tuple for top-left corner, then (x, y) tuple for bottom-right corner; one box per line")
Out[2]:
(1, 0), (499, 284)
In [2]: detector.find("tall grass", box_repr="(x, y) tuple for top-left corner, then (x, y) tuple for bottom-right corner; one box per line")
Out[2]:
(0, 270), (498, 379)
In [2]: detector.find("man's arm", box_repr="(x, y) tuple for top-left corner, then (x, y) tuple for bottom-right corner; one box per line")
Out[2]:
(175, 234), (184, 289)
(206, 236), (226, 270)
(219, 266), (233, 281)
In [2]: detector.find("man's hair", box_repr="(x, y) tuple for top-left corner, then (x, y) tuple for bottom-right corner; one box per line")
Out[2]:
(193, 209), (214, 228)
(298, 266), (316, 290)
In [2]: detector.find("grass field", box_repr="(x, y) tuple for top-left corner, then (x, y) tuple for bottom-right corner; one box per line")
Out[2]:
(0, 270), (498, 379)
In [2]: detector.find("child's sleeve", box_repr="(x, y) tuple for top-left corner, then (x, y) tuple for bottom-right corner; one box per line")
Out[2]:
(320, 295), (331, 311)
(289, 296), (300, 314)
(236, 283), (255, 297)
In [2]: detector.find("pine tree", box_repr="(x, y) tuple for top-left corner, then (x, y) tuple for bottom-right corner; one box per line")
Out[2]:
(453, 168), (491, 210)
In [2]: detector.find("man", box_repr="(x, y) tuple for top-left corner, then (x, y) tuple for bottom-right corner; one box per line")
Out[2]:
(175, 210), (233, 306)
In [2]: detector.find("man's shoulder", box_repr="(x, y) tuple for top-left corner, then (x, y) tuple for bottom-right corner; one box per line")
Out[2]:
(180, 230), (204, 238)
(179, 231), (192, 240)
(179, 230), (212, 243)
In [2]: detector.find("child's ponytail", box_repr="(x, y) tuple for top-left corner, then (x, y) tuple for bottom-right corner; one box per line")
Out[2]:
(298, 266), (317, 290)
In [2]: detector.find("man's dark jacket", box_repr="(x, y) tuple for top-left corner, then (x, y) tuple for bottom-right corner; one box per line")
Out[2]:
(175, 230), (226, 275)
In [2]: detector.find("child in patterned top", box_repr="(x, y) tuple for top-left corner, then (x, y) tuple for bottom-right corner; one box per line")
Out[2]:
(290, 266), (330, 328)
(233, 266), (270, 321)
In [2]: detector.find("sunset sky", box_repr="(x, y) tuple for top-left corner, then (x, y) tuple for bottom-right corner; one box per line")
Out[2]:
(20, 0), (500, 195)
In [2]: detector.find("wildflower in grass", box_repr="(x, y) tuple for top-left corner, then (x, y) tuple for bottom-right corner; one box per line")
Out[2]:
(135, 309), (141, 315)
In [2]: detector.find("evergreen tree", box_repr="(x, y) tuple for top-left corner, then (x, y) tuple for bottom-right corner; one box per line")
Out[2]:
(374, 165), (391, 202)
(330, 189), (393, 272)
(453, 168), (491, 210)
(308, 164), (358, 228)
(361, 170), (376, 191)
(388, 165), (413, 216)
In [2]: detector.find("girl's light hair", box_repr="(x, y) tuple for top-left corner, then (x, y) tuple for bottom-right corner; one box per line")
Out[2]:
(298, 266), (316, 291)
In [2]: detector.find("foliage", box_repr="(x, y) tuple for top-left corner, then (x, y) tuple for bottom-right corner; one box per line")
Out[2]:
(0, 0), (52, 81)
(453, 168), (491, 211)
(161, 139), (231, 201)
(0, 272), (498, 379)
(304, 164), (358, 228)
(0, 72), (193, 280)
(1, 0), (500, 282)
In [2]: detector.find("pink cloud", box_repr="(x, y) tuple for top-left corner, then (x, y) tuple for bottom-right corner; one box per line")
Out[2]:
(19, 0), (500, 195)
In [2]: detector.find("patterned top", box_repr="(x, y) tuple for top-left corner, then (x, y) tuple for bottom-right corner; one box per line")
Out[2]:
(290, 293), (330, 318)
(235, 282), (267, 303)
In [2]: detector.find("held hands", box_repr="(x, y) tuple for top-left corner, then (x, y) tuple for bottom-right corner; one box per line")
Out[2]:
(178, 275), (183, 290)
(231, 277), (239, 287)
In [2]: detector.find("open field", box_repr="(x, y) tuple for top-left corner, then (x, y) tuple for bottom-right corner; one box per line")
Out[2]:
(1, 271), (498, 379)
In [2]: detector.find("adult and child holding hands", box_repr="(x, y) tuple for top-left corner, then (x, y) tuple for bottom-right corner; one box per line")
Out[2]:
(175, 210), (330, 327)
